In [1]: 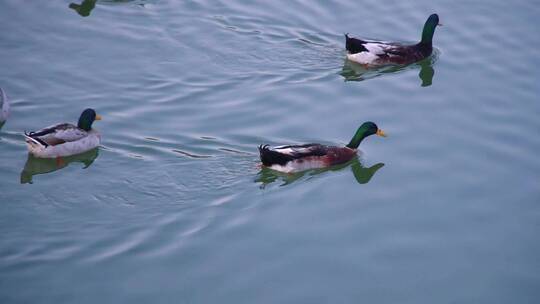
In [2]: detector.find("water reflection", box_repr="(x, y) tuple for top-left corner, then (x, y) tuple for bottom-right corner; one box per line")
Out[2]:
(69, 0), (144, 17)
(20, 148), (99, 184)
(69, 0), (97, 17)
(340, 56), (436, 87)
(256, 157), (384, 188)
(417, 58), (435, 87)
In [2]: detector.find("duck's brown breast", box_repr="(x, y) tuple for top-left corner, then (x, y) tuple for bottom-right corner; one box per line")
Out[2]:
(323, 147), (357, 166)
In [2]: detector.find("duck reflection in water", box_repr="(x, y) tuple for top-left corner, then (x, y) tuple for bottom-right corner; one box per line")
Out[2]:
(20, 148), (99, 184)
(69, 0), (145, 17)
(69, 0), (97, 17)
(340, 55), (436, 87)
(256, 157), (384, 188)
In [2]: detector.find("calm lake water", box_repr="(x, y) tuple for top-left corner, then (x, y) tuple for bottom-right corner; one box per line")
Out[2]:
(1, 0), (539, 303)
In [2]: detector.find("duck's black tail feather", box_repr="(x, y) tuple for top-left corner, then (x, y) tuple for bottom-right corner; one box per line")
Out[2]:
(258, 145), (294, 166)
(345, 33), (368, 54)
(24, 131), (49, 147)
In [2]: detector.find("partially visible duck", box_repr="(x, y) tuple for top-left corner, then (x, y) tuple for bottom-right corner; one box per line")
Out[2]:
(259, 122), (386, 173)
(0, 87), (10, 127)
(24, 108), (102, 158)
(346, 14), (441, 67)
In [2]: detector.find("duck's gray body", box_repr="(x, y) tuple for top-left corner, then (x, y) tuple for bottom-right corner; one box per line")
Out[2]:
(24, 124), (101, 158)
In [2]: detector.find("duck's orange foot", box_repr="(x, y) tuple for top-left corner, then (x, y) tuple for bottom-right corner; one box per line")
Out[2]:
(56, 156), (65, 167)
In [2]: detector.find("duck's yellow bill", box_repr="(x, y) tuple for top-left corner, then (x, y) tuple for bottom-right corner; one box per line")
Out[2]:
(95, 114), (102, 121)
(376, 129), (387, 137)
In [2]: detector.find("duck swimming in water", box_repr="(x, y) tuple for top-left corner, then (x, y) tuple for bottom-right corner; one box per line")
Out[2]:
(24, 108), (102, 158)
(259, 122), (386, 173)
(0, 87), (10, 127)
(345, 14), (441, 67)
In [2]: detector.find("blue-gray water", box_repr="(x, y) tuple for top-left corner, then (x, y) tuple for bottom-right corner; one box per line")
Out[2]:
(1, 0), (539, 303)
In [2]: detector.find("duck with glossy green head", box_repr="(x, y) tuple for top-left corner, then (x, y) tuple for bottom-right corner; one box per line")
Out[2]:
(24, 108), (102, 158)
(259, 122), (386, 173)
(345, 14), (441, 67)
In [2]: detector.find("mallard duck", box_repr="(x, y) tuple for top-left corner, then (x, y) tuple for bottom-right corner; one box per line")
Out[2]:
(259, 122), (386, 173)
(24, 108), (102, 158)
(345, 14), (441, 66)
(0, 87), (9, 126)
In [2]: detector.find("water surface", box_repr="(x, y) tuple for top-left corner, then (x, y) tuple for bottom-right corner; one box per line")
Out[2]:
(1, 0), (539, 303)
